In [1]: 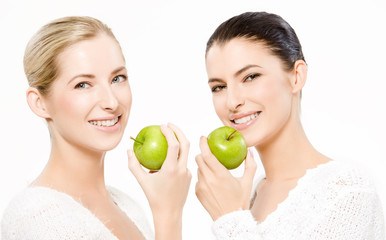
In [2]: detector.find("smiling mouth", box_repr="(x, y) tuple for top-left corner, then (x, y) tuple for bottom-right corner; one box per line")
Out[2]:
(89, 116), (120, 127)
(231, 112), (260, 124)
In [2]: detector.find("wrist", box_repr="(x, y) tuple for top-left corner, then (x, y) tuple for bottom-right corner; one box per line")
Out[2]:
(153, 209), (183, 225)
(153, 211), (183, 240)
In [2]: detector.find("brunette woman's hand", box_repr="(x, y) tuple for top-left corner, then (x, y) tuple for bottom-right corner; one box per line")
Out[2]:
(128, 123), (191, 240)
(195, 136), (256, 221)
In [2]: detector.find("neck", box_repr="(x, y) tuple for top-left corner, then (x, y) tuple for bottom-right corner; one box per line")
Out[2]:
(256, 114), (329, 182)
(33, 134), (108, 197)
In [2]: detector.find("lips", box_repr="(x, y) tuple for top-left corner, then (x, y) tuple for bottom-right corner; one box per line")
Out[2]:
(89, 116), (120, 127)
(231, 112), (260, 124)
(232, 112), (260, 124)
(230, 111), (261, 131)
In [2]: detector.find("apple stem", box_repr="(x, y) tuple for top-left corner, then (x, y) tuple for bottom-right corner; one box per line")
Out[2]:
(227, 130), (237, 141)
(130, 136), (143, 144)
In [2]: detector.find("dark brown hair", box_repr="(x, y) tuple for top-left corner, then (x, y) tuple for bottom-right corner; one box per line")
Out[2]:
(206, 12), (305, 71)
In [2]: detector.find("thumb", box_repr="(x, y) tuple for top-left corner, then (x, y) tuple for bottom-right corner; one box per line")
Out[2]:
(127, 149), (146, 181)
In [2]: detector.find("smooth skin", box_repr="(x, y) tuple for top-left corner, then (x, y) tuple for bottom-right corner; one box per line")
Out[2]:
(196, 38), (330, 222)
(27, 33), (191, 240)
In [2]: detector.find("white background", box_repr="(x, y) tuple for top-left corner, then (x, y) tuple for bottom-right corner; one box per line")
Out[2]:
(0, 0), (385, 238)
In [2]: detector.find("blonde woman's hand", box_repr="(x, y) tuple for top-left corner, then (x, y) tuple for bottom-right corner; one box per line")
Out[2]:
(195, 136), (256, 221)
(128, 123), (191, 240)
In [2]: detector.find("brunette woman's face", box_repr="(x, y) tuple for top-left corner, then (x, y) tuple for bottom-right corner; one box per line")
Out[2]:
(206, 38), (296, 147)
(43, 34), (132, 152)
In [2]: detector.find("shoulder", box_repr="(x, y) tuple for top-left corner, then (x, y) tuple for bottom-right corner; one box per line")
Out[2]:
(2, 187), (79, 224)
(1, 187), (114, 239)
(307, 160), (383, 215)
(2, 187), (68, 220)
(1, 187), (74, 239)
(310, 161), (385, 238)
(314, 160), (376, 192)
(292, 160), (380, 213)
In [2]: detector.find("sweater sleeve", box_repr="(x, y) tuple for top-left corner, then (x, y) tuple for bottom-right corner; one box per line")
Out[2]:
(212, 210), (261, 240)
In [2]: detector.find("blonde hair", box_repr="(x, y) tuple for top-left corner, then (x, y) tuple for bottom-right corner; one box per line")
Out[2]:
(24, 16), (120, 96)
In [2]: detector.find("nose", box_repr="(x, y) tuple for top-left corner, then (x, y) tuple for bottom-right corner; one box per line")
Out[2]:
(98, 84), (119, 111)
(226, 84), (244, 112)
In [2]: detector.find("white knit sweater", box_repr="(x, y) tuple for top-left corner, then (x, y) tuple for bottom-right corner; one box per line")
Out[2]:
(213, 161), (385, 239)
(1, 186), (154, 240)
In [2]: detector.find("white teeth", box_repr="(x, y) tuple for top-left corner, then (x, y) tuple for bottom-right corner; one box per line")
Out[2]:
(234, 112), (259, 124)
(89, 117), (119, 127)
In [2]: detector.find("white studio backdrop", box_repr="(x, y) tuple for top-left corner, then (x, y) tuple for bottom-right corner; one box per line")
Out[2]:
(0, 0), (385, 238)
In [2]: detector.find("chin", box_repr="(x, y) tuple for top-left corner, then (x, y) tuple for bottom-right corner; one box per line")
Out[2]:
(89, 137), (123, 152)
(243, 130), (267, 148)
(92, 144), (120, 153)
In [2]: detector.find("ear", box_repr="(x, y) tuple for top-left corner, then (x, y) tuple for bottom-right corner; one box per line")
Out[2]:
(26, 87), (51, 119)
(290, 60), (307, 94)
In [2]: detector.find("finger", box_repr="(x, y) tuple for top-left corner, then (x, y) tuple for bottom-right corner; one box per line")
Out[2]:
(195, 154), (212, 178)
(127, 149), (146, 181)
(186, 169), (193, 186)
(167, 123), (190, 169)
(160, 124), (179, 169)
(195, 170), (210, 200)
(199, 136), (227, 173)
(241, 149), (257, 183)
(194, 173), (222, 221)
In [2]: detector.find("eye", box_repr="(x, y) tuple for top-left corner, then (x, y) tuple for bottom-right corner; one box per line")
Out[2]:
(112, 75), (127, 84)
(211, 85), (226, 93)
(74, 82), (91, 89)
(244, 73), (261, 82)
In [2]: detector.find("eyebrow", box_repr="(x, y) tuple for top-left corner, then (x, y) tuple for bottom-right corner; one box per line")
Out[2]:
(208, 78), (224, 84)
(234, 64), (262, 78)
(67, 66), (127, 85)
(111, 66), (127, 76)
(208, 64), (262, 84)
(68, 74), (95, 85)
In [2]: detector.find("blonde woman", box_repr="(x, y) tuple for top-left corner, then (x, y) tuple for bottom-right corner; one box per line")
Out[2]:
(1, 16), (191, 240)
(195, 12), (385, 239)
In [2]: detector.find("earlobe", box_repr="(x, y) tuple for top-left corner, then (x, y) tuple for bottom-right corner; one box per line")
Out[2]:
(291, 60), (307, 94)
(26, 87), (51, 119)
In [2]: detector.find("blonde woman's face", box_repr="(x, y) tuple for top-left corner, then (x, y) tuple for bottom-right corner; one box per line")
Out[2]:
(44, 34), (131, 152)
(206, 38), (295, 147)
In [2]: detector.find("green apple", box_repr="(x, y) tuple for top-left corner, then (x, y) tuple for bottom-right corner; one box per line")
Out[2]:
(131, 125), (168, 170)
(207, 126), (247, 169)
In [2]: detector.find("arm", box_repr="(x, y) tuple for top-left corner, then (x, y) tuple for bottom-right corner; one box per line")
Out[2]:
(128, 123), (191, 240)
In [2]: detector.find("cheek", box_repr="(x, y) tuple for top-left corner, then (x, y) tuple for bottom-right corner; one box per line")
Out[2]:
(56, 94), (90, 119)
(258, 76), (291, 108)
(115, 85), (132, 109)
(260, 80), (293, 128)
(212, 94), (227, 118)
